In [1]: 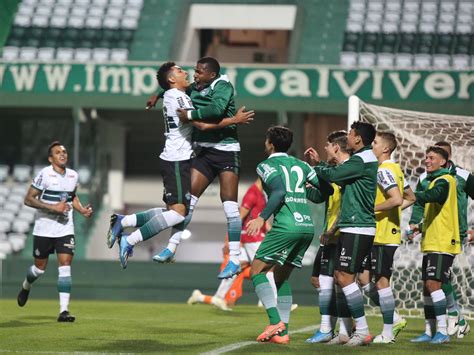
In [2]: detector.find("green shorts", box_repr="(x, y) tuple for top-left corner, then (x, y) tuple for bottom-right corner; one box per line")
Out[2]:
(255, 230), (314, 268)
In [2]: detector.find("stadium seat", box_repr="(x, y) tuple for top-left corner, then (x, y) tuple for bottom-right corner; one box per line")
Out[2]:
(0, 165), (9, 182)
(19, 47), (37, 60)
(0, 195), (5, 207)
(11, 220), (31, 234)
(1, 46), (20, 61)
(417, 33), (435, 54)
(3, 201), (21, 214)
(8, 193), (25, 205)
(361, 33), (379, 53)
(56, 48), (74, 61)
(0, 185), (10, 197)
(37, 47), (55, 61)
(92, 48), (110, 62)
(110, 48), (129, 62)
(0, 233), (6, 241)
(413, 54), (432, 68)
(343, 32), (361, 52)
(339, 51), (357, 67)
(452, 54), (470, 70)
(13, 165), (32, 183)
(9, 233), (27, 253)
(435, 34), (454, 55)
(74, 48), (92, 62)
(432, 54), (450, 69)
(395, 53), (413, 68)
(12, 184), (28, 195)
(0, 220), (11, 233)
(0, 240), (13, 257)
(358, 52), (376, 68)
(377, 53), (395, 68)
(17, 210), (36, 224)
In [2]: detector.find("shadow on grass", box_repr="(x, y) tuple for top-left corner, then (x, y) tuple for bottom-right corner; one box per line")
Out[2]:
(82, 339), (217, 353)
(0, 318), (52, 328)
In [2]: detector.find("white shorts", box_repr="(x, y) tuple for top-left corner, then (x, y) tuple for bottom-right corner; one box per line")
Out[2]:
(239, 242), (261, 263)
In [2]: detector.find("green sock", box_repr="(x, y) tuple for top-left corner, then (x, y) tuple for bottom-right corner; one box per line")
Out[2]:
(252, 274), (281, 325)
(277, 281), (292, 336)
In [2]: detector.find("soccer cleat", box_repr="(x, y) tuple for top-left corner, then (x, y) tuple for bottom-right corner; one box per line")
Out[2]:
(305, 329), (334, 343)
(457, 321), (470, 339)
(344, 332), (372, 346)
(187, 289), (203, 305)
(107, 214), (124, 248)
(430, 332), (449, 344)
(119, 235), (133, 269)
(17, 288), (30, 307)
(290, 304), (298, 312)
(326, 333), (350, 345)
(269, 334), (290, 344)
(57, 310), (75, 322)
(217, 260), (241, 279)
(410, 333), (432, 343)
(393, 317), (408, 338)
(152, 248), (175, 263)
(213, 297), (232, 312)
(447, 312), (460, 336)
(372, 334), (395, 344)
(256, 321), (286, 342)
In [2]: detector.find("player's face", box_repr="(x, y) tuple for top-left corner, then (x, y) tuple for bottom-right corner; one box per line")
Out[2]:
(347, 129), (358, 150)
(371, 136), (385, 158)
(170, 66), (189, 88)
(425, 151), (446, 173)
(48, 145), (68, 169)
(325, 142), (337, 163)
(193, 63), (215, 87)
(264, 138), (273, 155)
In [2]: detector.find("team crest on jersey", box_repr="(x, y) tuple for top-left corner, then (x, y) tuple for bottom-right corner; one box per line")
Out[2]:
(200, 88), (210, 96)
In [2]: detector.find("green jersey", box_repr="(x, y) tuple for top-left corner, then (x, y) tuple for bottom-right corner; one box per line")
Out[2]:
(257, 153), (319, 234)
(189, 75), (238, 149)
(410, 160), (474, 239)
(314, 146), (378, 231)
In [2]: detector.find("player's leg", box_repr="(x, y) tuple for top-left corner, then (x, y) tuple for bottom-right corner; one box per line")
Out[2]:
(334, 232), (373, 346)
(217, 169), (242, 279)
(55, 235), (76, 322)
(443, 282), (469, 337)
(270, 263), (294, 344)
(17, 236), (50, 307)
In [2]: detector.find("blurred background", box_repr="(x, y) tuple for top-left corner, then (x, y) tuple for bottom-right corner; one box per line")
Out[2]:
(0, 0), (472, 304)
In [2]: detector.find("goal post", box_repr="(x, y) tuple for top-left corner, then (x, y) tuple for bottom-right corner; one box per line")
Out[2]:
(348, 95), (474, 319)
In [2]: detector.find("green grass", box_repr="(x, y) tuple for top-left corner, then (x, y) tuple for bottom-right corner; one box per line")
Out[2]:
(0, 299), (472, 354)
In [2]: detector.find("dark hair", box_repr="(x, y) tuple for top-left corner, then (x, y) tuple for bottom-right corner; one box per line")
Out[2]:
(435, 141), (452, 156)
(197, 56), (220, 75)
(426, 146), (449, 167)
(157, 61), (176, 90)
(327, 130), (350, 153)
(377, 131), (398, 154)
(266, 126), (293, 153)
(350, 121), (376, 146)
(48, 141), (63, 156)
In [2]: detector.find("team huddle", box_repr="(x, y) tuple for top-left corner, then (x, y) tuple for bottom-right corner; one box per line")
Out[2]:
(14, 56), (473, 346)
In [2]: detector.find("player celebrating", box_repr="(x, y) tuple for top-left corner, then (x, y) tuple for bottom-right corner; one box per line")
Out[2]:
(306, 121), (378, 346)
(148, 57), (244, 279)
(410, 146), (461, 344)
(17, 142), (93, 322)
(107, 62), (253, 268)
(247, 126), (321, 344)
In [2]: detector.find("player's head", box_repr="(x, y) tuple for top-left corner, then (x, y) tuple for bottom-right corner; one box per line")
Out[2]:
(157, 62), (189, 91)
(434, 141), (452, 159)
(372, 131), (397, 159)
(265, 126), (293, 154)
(425, 146), (449, 173)
(194, 57), (220, 86)
(47, 141), (67, 168)
(348, 121), (376, 149)
(325, 130), (349, 163)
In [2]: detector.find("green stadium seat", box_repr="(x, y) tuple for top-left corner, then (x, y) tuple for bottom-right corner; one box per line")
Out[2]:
(361, 32), (379, 53)
(343, 32), (361, 52)
(380, 33), (398, 53)
(454, 34), (472, 55)
(81, 29), (98, 41)
(435, 34), (454, 55)
(416, 33), (435, 54)
(399, 33), (416, 53)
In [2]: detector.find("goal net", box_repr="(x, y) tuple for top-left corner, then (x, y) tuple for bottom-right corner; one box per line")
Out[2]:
(348, 95), (474, 319)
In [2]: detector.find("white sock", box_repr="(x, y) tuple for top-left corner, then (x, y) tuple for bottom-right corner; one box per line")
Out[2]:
(58, 266), (71, 313)
(23, 265), (45, 290)
(266, 271), (278, 301)
(166, 229), (182, 253)
(339, 317), (352, 336)
(431, 289), (448, 335)
(121, 214), (137, 228)
(393, 310), (402, 323)
(127, 229), (143, 246)
(228, 241), (240, 264)
(215, 276), (237, 299)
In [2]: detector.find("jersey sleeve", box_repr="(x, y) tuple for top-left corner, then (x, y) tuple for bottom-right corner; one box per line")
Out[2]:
(377, 167), (398, 191)
(303, 161), (319, 186)
(190, 81), (233, 120)
(31, 169), (46, 191)
(241, 188), (256, 210)
(257, 161), (278, 184)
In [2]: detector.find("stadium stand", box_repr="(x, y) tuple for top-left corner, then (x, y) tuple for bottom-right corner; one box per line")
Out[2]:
(341, 0), (474, 69)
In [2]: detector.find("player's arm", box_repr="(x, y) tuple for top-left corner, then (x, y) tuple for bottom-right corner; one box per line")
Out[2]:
(375, 186), (403, 212)
(72, 193), (93, 218)
(145, 88), (165, 110)
(24, 186), (70, 215)
(415, 178), (449, 204)
(314, 156), (365, 185)
(306, 181), (334, 204)
(188, 81), (234, 121)
(409, 179), (425, 225)
(401, 185), (416, 210)
(246, 176), (285, 236)
(191, 106), (254, 131)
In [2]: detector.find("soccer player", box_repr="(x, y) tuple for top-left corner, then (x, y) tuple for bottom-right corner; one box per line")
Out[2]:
(306, 121), (378, 346)
(410, 146), (461, 344)
(17, 141), (93, 322)
(187, 178), (272, 311)
(305, 130), (349, 344)
(247, 126), (321, 344)
(358, 132), (415, 343)
(107, 62), (253, 269)
(409, 141), (473, 338)
(148, 57), (244, 279)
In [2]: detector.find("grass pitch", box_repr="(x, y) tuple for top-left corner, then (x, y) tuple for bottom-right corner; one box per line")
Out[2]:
(0, 299), (472, 354)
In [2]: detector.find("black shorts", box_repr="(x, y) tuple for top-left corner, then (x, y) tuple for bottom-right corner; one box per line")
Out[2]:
(370, 245), (398, 279)
(192, 147), (240, 182)
(336, 232), (374, 274)
(422, 253), (454, 284)
(160, 158), (191, 209)
(33, 235), (75, 259)
(312, 246), (323, 277)
(320, 243), (338, 276)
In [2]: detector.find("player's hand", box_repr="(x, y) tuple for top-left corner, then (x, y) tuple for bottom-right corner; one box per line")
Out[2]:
(51, 201), (71, 215)
(407, 224), (420, 241)
(246, 216), (265, 236)
(467, 230), (474, 245)
(81, 204), (93, 218)
(233, 106), (255, 125)
(146, 95), (159, 110)
(177, 108), (189, 122)
(319, 233), (329, 245)
(304, 147), (320, 165)
(310, 276), (320, 289)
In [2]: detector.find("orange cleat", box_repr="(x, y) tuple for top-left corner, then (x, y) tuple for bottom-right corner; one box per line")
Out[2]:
(256, 321), (286, 342)
(269, 334), (290, 344)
